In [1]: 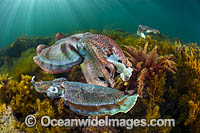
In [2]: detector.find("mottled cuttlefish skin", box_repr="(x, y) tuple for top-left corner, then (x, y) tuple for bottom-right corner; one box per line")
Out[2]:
(32, 32), (137, 116)
(34, 32), (133, 87)
(62, 81), (138, 116)
(33, 33), (89, 74)
(80, 56), (108, 87)
(32, 78), (139, 116)
(79, 34), (132, 87)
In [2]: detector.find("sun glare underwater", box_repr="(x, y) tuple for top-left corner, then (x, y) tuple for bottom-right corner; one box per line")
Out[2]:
(0, 0), (200, 132)
(0, 0), (200, 47)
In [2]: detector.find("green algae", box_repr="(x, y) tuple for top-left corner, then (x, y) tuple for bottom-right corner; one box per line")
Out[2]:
(0, 30), (199, 132)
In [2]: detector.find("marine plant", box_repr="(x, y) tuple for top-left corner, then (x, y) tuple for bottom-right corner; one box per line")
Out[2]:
(0, 74), (12, 88)
(0, 104), (19, 132)
(23, 99), (72, 132)
(9, 75), (39, 118)
(0, 30), (199, 132)
(11, 48), (38, 79)
(113, 39), (177, 132)
(173, 43), (200, 132)
(0, 74), (13, 104)
(121, 42), (177, 97)
(0, 74), (72, 132)
(0, 48), (55, 81)
(142, 73), (173, 132)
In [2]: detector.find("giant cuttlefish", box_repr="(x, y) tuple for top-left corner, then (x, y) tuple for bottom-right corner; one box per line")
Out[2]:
(137, 25), (160, 39)
(32, 32), (138, 116)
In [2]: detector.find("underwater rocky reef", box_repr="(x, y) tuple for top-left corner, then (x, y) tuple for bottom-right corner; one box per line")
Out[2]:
(0, 29), (199, 132)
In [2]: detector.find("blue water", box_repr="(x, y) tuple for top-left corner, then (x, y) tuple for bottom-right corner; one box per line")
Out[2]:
(0, 0), (200, 48)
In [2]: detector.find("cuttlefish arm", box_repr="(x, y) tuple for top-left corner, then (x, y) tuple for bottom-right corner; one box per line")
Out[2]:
(106, 55), (133, 81)
(32, 76), (66, 98)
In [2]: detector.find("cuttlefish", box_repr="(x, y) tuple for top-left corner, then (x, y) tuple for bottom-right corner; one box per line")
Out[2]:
(32, 77), (138, 116)
(32, 32), (138, 116)
(137, 25), (160, 39)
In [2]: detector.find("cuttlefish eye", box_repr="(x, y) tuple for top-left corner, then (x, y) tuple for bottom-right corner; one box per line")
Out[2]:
(48, 86), (58, 93)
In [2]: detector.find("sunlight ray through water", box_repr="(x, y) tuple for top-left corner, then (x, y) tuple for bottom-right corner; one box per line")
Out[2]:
(0, 0), (200, 47)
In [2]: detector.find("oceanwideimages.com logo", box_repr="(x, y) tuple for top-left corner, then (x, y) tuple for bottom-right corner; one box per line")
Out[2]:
(25, 115), (175, 129)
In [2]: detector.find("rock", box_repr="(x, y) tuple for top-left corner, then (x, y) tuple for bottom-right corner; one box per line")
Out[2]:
(3, 36), (53, 57)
